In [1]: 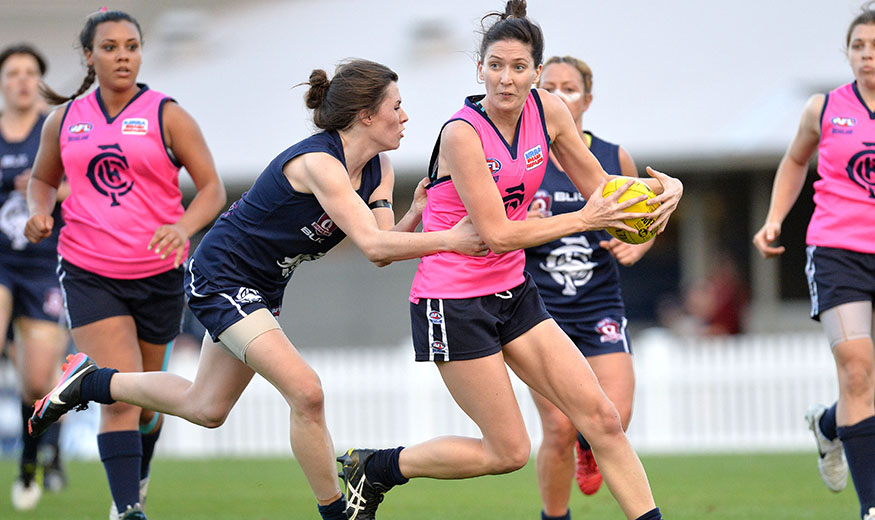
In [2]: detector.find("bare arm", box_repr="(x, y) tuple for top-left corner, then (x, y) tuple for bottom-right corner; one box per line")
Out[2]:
(151, 102), (227, 267)
(544, 90), (682, 235)
(24, 107), (66, 243)
(752, 94), (823, 258)
(288, 152), (486, 266)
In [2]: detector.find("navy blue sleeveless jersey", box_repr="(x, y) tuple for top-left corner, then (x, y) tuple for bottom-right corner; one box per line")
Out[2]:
(191, 130), (382, 303)
(0, 114), (62, 260)
(524, 132), (625, 322)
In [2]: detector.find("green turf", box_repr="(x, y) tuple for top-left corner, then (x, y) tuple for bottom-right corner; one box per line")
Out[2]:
(0, 452), (859, 519)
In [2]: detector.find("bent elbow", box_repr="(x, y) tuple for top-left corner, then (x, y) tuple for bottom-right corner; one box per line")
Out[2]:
(484, 235), (515, 256)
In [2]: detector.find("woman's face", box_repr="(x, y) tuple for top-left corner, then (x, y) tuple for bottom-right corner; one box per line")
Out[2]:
(365, 81), (408, 151)
(848, 22), (875, 89)
(86, 20), (142, 93)
(478, 39), (541, 113)
(0, 53), (41, 111)
(539, 62), (592, 125)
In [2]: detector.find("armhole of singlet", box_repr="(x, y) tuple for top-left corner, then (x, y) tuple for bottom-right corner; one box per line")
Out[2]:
(159, 97), (183, 168)
(819, 92), (829, 130)
(530, 89), (551, 151)
(57, 101), (74, 141)
(427, 117), (476, 187)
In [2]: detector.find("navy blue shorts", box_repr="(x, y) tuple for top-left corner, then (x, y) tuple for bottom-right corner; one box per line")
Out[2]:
(0, 255), (64, 323)
(806, 245), (875, 320)
(556, 313), (632, 357)
(58, 258), (184, 344)
(410, 273), (552, 362)
(184, 259), (282, 342)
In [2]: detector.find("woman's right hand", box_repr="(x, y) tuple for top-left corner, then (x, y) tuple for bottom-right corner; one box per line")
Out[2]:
(752, 221), (785, 258)
(24, 214), (53, 244)
(447, 215), (489, 256)
(576, 178), (649, 234)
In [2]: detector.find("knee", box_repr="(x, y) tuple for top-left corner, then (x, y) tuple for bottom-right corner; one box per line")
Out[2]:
(540, 415), (577, 453)
(583, 399), (625, 443)
(839, 360), (875, 397)
(488, 434), (531, 474)
(290, 376), (325, 421)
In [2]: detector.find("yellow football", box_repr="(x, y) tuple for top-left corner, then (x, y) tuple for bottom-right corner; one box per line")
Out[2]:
(601, 178), (660, 244)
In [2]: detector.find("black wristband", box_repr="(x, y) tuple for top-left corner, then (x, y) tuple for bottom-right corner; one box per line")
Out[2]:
(368, 199), (392, 209)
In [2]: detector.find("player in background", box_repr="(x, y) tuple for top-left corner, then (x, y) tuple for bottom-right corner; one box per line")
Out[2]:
(25, 9), (227, 520)
(338, 2), (682, 519)
(0, 43), (70, 512)
(525, 55), (653, 520)
(753, 3), (875, 519)
(27, 58), (487, 520)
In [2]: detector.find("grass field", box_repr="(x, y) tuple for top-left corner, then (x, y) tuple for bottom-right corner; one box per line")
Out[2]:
(0, 452), (859, 519)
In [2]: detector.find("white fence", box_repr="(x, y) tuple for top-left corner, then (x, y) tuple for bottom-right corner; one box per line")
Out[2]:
(0, 329), (838, 459)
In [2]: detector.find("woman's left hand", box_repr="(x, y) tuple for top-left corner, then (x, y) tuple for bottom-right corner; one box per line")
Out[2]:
(149, 223), (189, 268)
(644, 166), (683, 234)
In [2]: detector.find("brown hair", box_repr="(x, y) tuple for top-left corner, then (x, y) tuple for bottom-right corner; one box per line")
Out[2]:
(847, 1), (875, 47)
(543, 56), (593, 94)
(41, 9), (143, 105)
(0, 44), (47, 76)
(478, 0), (545, 66)
(304, 59), (398, 132)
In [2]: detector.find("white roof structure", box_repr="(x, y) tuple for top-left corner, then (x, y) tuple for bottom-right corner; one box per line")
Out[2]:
(1, 0), (866, 183)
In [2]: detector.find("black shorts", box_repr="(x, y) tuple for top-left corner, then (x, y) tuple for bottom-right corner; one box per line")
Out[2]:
(58, 258), (185, 344)
(806, 245), (875, 320)
(0, 255), (64, 323)
(410, 273), (551, 362)
(557, 313), (632, 357)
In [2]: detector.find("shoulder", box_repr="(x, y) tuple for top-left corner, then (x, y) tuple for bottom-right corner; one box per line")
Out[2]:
(441, 118), (480, 144)
(799, 93), (827, 131)
(534, 88), (567, 119)
(43, 104), (70, 138)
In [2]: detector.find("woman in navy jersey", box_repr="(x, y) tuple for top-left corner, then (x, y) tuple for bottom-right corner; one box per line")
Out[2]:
(0, 43), (70, 511)
(753, 5), (875, 519)
(525, 55), (654, 519)
(29, 59), (486, 520)
(25, 10), (227, 520)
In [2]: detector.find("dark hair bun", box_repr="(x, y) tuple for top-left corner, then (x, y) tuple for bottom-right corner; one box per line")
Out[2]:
(504, 0), (527, 19)
(305, 69), (330, 110)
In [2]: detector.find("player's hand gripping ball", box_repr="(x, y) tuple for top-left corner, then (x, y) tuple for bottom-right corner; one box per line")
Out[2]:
(601, 178), (660, 244)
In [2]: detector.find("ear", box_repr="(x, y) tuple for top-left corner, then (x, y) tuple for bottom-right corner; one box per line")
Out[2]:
(582, 92), (594, 113)
(359, 108), (373, 126)
(84, 48), (94, 68)
(477, 60), (484, 83)
(532, 63), (543, 87)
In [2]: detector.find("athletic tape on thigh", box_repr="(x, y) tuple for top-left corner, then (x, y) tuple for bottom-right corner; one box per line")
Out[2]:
(820, 300), (874, 348)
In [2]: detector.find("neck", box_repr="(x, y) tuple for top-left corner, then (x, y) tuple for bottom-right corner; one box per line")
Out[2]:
(337, 128), (382, 176)
(858, 80), (875, 103)
(0, 104), (40, 140)
(98, 82), (141, 116)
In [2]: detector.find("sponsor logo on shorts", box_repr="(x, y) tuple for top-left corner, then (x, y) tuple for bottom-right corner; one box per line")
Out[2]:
(524, 144), (544, 170)
(235, 287), (264, 305)
(427, 310), (443, 324)
(430, 341), (447, 355)
(595, 318), (623, 344)
(43, 288), (64, 319)
(121, 118), (148, 135)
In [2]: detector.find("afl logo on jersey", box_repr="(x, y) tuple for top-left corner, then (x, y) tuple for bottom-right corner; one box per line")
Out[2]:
(68, 122), (92, 134)
(121, 118), (148, 135)
(846, 144), (875, 199)
(86, 143), (134, 207)
(832, 116), (856, 127)
(486, 158), (502, 180)
(524, 145), (544, 170)
(427, 310), (443, 324)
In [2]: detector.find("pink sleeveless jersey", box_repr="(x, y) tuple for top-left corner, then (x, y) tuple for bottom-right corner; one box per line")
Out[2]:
(58, 86), (186, 278)
(808, 82), (875, 254)
(410, 90), (550, 301)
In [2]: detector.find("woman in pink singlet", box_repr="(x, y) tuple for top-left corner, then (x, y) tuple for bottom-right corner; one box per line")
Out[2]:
(338, 2), (682, 520)
(753, 5), (875, 519)
(24, 10), (226, 520)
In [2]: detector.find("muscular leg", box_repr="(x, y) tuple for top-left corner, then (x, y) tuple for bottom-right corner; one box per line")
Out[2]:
(504, 320), (654, 520)
(243, 329), (341, 505)
(0, 284), (12, 357)
(398, 351), (531, 479)
(15, 317), (68, 402)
